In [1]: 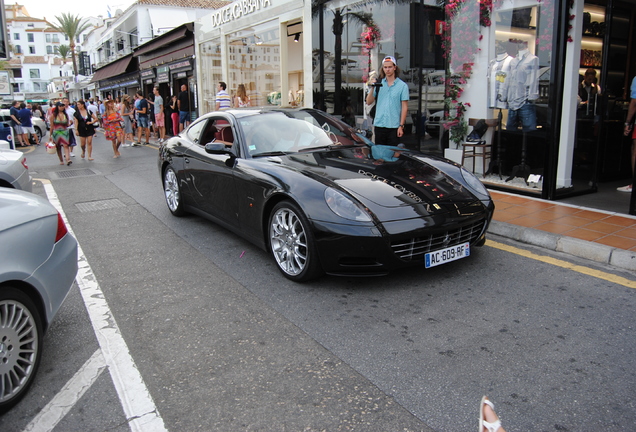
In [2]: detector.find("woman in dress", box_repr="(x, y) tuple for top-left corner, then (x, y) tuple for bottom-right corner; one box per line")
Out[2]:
(102, 99), (124, 158)
(49, 101), (71, 165)
(234, 84), (250, 107)
(170, 95), (179, 136)
(120, 95), (135, 147)
(73, 100), (98, 161)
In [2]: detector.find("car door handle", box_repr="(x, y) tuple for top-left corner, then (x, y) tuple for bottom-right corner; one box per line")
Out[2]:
(184, 157), (190, 164)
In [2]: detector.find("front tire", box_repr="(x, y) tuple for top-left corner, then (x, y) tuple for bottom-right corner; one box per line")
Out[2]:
(0, 287), (43, 413)
(268, 201), (322, 282)
(163, 166), (185, 216)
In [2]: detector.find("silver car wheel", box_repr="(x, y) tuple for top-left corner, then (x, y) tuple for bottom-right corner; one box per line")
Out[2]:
(163, 167), (182, 215)
(0, 298), (40, 406)
(270, 207), (308, 276)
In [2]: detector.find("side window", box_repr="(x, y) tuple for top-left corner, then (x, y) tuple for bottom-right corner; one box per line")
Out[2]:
(186, 118), (207, 144)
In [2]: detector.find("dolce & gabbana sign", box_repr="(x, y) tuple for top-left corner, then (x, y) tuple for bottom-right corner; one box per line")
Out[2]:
(211, 0), (272, 28)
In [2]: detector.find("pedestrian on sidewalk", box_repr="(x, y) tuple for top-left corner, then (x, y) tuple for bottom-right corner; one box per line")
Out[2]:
(18, 102), (39, 146)
(365, 55), (409, 147)
(215, 82), (231, 111)
(170, 95), (179, 136)
(134, 91), (150, 146)
(49, 102), (71, 165)
(102, 99), (123, 158)
(620, 76), (636, 193)
(73, 100), (98, 161)
(63, 98), (77, 158)
(9, 100), (27, 147)
(149, 87), (165, 142)
(120, 95), (135, 147)
(178, 84), (192, 132)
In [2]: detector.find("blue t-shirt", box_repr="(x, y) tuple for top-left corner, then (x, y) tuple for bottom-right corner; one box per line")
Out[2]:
(17, 108), (33, 127)
(372, 77), (409, 128)
(138, 99), (149, 118)
(631, 76), (636, 99)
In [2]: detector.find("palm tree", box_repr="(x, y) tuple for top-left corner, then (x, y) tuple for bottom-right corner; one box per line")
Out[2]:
(57, 44), (70, 62)
(52, 13), (91, 78)
(331, 9), (376, 114)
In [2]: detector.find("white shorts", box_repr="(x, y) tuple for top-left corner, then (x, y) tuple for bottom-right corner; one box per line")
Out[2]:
(22, 126), (35, 134)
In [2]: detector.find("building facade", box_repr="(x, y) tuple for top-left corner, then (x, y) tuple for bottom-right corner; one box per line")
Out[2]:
(200, 0), (635, 200)
(85, 0), (228, 104)
(2, 2), (96, 104)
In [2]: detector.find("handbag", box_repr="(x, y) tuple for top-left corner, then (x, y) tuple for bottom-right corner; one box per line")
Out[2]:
(369, 84), (381, 119)
(45, 141), (57, 154)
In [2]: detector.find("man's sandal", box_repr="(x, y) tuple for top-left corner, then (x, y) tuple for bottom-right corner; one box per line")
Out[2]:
(479, 396), (502, 432)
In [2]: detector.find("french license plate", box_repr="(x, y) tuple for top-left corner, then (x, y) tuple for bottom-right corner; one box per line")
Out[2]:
(425, 242), (470, 268)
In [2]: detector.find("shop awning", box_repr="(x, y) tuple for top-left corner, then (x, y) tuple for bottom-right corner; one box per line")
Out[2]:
(90, 55), (134, 83)
(138, 46), (194, 70)
(134, 26), (190, 57)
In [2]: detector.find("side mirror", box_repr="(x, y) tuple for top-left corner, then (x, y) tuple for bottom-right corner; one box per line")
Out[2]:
(205, 142), (231, 154)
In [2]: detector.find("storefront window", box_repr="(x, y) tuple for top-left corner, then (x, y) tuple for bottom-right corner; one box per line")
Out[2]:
(312, 0), (444, 128)
(477, 0), (556, 193)
(199, 38), (223, 113)
(227, 20), (280, 107)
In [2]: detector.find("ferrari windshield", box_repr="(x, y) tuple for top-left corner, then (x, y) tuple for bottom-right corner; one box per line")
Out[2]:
(239, 111), (365, 157)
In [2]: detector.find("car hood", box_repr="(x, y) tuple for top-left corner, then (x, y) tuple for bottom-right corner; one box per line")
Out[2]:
(271, 146), (482, 211)
(0, 188), (56, 232)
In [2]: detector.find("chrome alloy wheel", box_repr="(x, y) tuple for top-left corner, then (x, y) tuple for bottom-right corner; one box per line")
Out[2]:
(163, 168), (181, 213)
(0, 299), (39, 405)
(270, 207), (308, 276)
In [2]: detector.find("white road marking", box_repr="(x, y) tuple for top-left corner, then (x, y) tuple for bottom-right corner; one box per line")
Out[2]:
(23, 350), (107, 432)
(43, 181), (168, 432)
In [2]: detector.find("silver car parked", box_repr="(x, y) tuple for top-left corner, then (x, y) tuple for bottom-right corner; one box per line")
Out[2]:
(0, 148), (32, 192)
(0, 188), (78, 412)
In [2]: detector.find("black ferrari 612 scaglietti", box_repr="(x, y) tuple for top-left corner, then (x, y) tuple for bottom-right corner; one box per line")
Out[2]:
(158, 108), (494, 282)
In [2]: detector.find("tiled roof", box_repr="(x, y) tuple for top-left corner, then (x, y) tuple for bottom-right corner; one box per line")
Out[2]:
(6, 16), (47, 23)
(22, 56), (47, 64)
(138, 0), (231, 9)
(8, 58), (22, 67)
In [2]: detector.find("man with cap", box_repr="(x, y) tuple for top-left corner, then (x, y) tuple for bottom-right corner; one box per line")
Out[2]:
(365, 55), (409, 147)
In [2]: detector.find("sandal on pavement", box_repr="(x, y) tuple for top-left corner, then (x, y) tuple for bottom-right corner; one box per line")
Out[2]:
(479, 396), (502, 432)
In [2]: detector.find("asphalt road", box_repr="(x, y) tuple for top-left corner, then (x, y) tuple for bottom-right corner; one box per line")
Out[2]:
(1, 133), (635, 431)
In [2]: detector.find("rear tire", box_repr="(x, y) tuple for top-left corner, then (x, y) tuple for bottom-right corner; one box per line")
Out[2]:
(0, 287), (43, 413)
(163, 166), (185, 216)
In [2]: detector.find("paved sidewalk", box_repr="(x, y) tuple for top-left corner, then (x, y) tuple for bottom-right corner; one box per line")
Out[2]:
(488, 190), (636, 272)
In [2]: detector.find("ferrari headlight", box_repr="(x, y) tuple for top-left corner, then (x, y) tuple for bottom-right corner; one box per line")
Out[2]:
(324, 188), (372, 221)
(460, 167), (489, 198)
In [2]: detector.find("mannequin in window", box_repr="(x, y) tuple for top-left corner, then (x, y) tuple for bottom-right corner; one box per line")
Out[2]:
(506, 40), (539, 131)
(488, 41), (514, 109)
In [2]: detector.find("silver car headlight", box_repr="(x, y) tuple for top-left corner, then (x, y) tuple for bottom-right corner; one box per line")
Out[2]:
(324, 187), (372, 222)
(459, 167), (489, 198)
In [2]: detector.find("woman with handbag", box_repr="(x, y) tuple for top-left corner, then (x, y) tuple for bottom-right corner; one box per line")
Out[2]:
(102, 99), (124, 158)
(74, 100), (98, 161)
(49, 101), (71, 165)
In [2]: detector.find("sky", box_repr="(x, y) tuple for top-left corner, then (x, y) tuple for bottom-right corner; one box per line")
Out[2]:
(21, 0), (136, 23)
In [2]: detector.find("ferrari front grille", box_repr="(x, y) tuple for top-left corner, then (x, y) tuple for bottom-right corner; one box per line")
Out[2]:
(391, 220), (486, 261)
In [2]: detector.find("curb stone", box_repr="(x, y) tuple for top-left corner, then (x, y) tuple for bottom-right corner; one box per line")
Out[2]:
(488, 220), (636, 272)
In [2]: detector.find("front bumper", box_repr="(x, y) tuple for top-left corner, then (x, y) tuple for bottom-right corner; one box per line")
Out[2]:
(312, 205), (493, 277)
